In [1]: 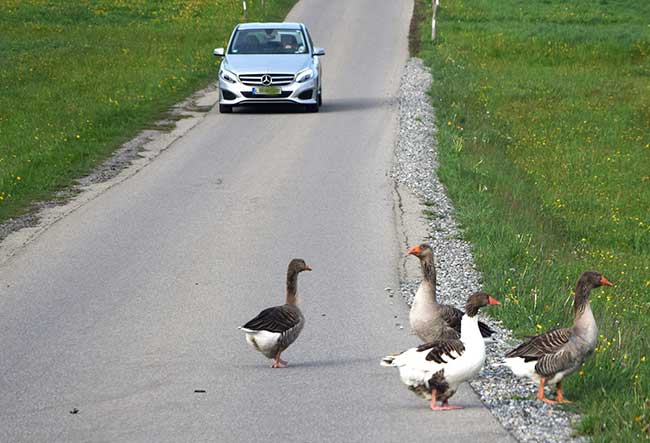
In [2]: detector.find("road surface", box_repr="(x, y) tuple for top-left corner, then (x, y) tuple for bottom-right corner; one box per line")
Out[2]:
(0, 0), (514, 441)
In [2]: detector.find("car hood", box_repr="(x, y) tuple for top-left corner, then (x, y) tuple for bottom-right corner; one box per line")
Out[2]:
(223, 54), (312, 74)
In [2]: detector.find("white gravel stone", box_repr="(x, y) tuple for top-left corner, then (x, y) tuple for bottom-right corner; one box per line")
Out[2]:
(393, 58), (586, 443)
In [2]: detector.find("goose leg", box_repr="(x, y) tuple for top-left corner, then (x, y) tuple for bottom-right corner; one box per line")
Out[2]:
(536, 377), (557, 404)
(429, 390), (463, 411)
(556, 382), (572, 403)
(429, 389), (438, 410)
(439, 400), (463, 410)
(271, 353), (287, 368)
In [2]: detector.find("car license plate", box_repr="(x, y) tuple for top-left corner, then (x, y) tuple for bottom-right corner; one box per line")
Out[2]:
(253, 86), (281, 95)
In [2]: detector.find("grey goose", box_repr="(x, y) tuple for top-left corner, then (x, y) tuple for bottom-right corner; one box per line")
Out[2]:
(505, 271), (613, 404)
(240, 258), (311, 368)
(408, 243), (494, 341)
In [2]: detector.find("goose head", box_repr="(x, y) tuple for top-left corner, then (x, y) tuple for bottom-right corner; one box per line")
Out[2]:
(407, 243), (434, 261)
(578, 271), (613, 290)
(465, 292), (500, 317)
(573, 271), (612, 315)
(288, 258), (312, 274)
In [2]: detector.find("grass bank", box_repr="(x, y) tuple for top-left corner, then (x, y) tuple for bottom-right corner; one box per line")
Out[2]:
(416, 0), (650, 440)
(0, 0), (297, 223)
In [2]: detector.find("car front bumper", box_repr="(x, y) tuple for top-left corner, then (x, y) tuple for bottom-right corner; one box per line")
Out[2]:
(218, 76), (318, 106)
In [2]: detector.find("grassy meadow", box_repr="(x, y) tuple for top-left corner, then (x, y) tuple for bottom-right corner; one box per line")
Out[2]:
(416, 0), (650, 440)
(0, 0), (297, 223)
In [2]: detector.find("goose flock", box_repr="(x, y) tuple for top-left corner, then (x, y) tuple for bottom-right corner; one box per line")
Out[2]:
(239, 244), (612, 411)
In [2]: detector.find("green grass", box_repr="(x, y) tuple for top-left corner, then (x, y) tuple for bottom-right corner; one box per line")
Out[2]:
(416, 0), (650, 440)
(0, 0), (297, 223)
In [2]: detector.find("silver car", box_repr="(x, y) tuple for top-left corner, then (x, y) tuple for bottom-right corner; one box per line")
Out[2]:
(213, 22), (325, 113)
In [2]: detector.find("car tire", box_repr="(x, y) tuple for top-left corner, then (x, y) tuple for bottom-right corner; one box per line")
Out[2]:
(317, 90), (322, 107)
(219, 104), (233, 114)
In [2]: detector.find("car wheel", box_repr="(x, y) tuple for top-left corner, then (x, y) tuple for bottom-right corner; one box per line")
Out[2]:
(219, 103), (233, 113)
(305, 103), (319, 113)
(317, 90), (322, 107)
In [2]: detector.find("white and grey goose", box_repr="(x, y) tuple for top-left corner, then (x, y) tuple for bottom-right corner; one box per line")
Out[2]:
(408, 243), (495, 341)
(505, 271), (612, 404)
(382, 292), (500, 410)
(240, 258), (311, 368)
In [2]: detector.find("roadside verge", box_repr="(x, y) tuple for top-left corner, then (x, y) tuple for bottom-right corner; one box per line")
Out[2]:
(0, 87), (218, 266)
(392, 57), (585, 443)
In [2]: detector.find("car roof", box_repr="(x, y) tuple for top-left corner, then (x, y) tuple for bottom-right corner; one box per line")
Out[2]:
(237, 22), (304, 30)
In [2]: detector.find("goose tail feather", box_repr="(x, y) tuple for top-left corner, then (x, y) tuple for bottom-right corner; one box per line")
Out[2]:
(380, 354), (400, 367)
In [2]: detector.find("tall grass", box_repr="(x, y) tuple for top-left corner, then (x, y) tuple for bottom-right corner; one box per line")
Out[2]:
(417, 0), (650, 440)
(0, 0), (297, 223)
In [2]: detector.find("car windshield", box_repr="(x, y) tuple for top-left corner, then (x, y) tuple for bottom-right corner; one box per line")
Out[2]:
(229, 28), (308, 55)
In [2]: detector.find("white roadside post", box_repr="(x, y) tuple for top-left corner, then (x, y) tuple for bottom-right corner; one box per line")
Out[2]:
(432, 0), (439, 40)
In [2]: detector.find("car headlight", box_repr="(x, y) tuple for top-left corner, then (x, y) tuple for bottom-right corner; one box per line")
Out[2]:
(295, 68), (314, 83)
(220, 69), (237, 84)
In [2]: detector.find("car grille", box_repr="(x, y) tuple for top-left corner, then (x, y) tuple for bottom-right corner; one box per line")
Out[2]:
(238, 73), (295, 86)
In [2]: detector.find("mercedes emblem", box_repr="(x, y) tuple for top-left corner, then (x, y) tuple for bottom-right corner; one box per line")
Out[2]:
(261, 74), (272, 86)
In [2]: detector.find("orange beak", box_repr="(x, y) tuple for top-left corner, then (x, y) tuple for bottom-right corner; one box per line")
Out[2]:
(600, 276), (612, 286)
(488, 296), (500, 305)
(407, 245), (421, 255)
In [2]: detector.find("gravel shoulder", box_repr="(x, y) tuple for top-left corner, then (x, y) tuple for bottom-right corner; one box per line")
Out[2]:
(392, 57), (587, 443)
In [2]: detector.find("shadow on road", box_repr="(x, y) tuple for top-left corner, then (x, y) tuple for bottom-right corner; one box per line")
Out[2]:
(232, 104), (306, 114)
(225, 97), (395, 115)
(319, 97), (396, 113)
(289, 356), (376, 368)
(236, 356), (376, 369)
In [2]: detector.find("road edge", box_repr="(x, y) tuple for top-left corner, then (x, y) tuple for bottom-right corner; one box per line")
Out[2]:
(0, 86), (219, 266)
(391, 57), (588, 443)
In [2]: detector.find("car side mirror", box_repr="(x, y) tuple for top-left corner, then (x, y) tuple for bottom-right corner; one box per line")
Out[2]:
(213, 48), (225, 57)
(313, 47), (325, 56)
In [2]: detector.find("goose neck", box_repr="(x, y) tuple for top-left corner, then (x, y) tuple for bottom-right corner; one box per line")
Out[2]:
(286, 270), (299, 305)
(419, 257), (437, 286)
(573, 280), (594, 319)
(460, 315), (482, 344)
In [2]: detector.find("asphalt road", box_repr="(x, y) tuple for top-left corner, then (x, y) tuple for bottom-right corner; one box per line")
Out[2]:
(0, 1), (514, 441)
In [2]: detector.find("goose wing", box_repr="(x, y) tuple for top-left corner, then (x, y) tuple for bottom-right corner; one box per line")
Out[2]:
(437, 304), (463, 331)
(505, 328), (572, 361)
(417, 339), (465, 364)
(534, 348), (576, 377)
(241, 305), (301, 333)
